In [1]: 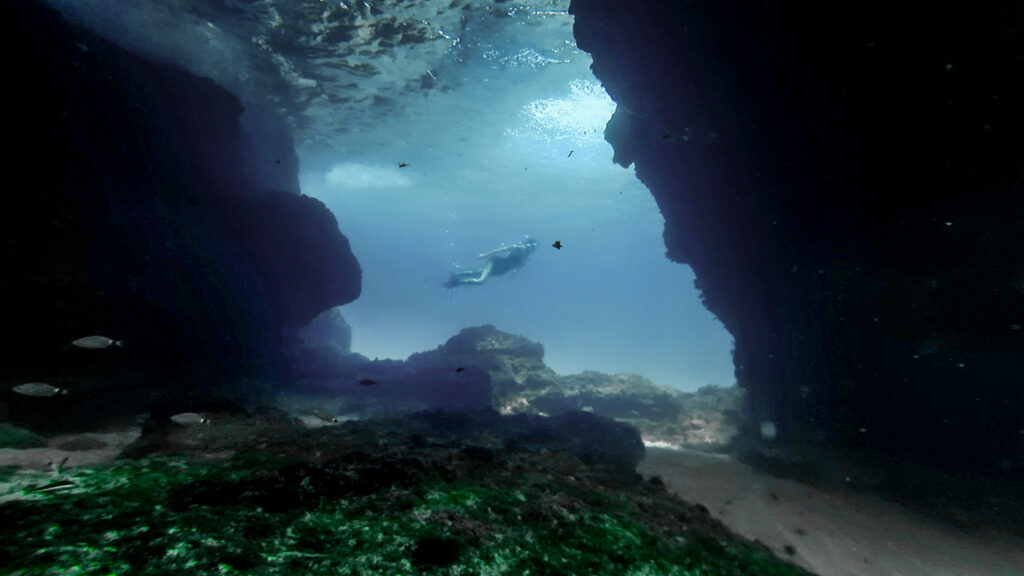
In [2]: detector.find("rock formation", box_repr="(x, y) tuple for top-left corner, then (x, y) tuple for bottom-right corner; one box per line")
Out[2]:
(570, 0), (1024, 484)
(0, 1), (360, 414)
(407, 325), (742, 451)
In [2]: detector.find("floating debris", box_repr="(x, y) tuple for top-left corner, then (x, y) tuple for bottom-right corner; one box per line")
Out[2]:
(67, 335), (123, 350)
(12, 383), (67, 397)
(566, 150), (574, 158)
(48, 456), (70, 474)
(170, 412), (208, 425)
(551, 241), (562, 250)
(398, 162), (409, 168)
(455, 367), (465, 373)
(359, 379), (379, 386)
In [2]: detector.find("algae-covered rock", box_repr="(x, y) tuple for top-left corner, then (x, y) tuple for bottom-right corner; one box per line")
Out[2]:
(0, 410), (814, 575)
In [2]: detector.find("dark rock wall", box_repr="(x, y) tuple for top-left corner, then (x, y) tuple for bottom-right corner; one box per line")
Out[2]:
(1, 1), (360, 391)
(571, 0), (1024, 473)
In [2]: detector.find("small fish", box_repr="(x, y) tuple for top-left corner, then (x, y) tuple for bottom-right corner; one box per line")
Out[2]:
(359, 379), (378, 386)
(455, 367), (465, 373)
(275, 158), (281, 164)
(551, 241), (562, 250)
(25, 479), (77, 494)
(12, 383), (67, 397)
(312, 412), (340, 424)
(567, 150), (574, 158)
(170, 412), (208, 425)
(398, 162), (409, 168)
(66, 335), (123, 350)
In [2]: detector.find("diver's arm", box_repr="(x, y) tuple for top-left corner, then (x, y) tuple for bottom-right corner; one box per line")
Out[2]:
(477, 245), (514, 259)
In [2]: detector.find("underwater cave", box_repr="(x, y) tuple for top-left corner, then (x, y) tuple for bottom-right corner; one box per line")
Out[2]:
(1, 0), (1022, 574)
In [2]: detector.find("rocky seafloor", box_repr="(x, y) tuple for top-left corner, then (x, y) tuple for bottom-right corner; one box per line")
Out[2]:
(0, 407), (809, 575)
(0, 323), (810, 575)
(283, 323), (744, 453)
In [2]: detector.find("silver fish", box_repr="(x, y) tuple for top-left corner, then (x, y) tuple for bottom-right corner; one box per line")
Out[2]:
(170, 412), (208, 425)
(25, 479), (77, 494)
(12, 383), (67, 397)
(68, 335), (123, 350)
(312, 412), (340, 424)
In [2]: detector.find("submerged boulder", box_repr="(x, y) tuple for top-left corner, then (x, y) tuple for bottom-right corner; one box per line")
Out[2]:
(410, 325), (742, 451)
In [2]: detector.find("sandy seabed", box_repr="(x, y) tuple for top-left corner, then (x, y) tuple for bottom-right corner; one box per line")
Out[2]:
(640, 447), (1024, 576)
(0, 429), (140, 472)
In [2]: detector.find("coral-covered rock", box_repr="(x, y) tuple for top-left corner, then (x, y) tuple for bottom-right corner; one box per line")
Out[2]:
(410, 326), (742, 450)
(408, 324), (554, 404)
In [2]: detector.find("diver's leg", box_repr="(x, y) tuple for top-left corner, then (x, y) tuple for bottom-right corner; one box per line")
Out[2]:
(447, 268), (481, 286)
(455, 262), (493, 284)
(476, 262), (493, 283)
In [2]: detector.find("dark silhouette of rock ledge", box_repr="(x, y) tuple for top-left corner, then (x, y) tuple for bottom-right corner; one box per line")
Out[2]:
(569, 0), (1024, 489)
(0, 0), (360, 425)
(120, 407), (646, 483)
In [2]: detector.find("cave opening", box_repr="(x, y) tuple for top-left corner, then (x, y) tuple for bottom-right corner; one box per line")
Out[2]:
(41, 0), (733, 391)
(294, 5), (734, 391)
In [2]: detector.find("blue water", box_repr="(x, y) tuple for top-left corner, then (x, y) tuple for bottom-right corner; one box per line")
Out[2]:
(299, 70), (735, 391)
(48, 0), (735, 391)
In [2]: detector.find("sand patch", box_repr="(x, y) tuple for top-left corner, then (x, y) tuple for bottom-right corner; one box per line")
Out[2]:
(0, 429), (140, 472)
(640, 447), (1024, 576)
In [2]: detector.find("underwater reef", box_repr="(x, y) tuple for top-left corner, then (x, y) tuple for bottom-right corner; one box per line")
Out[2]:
(407, 325), (743, 451)
(284, 324), (742, 451)
(1, 409), (812, 575)
(570, 0), (1024, 492)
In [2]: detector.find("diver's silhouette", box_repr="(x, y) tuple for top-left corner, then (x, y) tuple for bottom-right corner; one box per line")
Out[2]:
(444, 237), (538, 288)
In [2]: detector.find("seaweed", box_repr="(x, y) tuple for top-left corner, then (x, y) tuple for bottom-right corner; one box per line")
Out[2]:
(0, 453), (813, 575)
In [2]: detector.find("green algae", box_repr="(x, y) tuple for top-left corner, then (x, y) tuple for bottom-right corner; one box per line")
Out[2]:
(0, 454), (812, 575)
